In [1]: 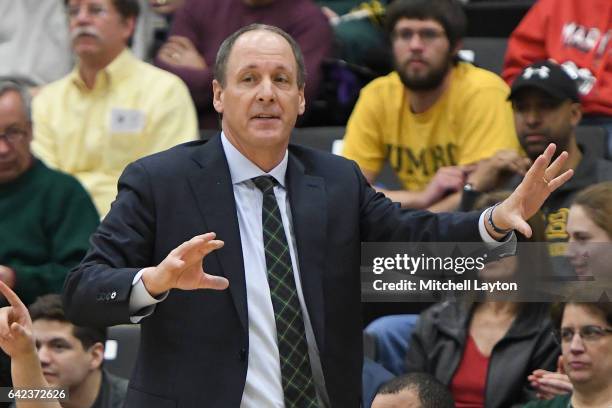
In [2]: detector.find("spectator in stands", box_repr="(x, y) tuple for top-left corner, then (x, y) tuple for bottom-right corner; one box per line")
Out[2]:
(0, 79), (99, 307)
(32, 0), (198, 217)
(0, 0), (73, 86)
(0, 284), (127, 408)
(144, 0), (185, 59)
(528, 182), (612, 401)
(461, 61), (612, 277)
(128, 0), (190, 63)
(403, 192), (559, 408)
(155, 0), (332, 129)
(372, 372), (455, 408)
(502, 0), (612, 137)
(29, 294), (127, 408)
(318, 0), (390, 70)
(524, 301), (612, 408)
(564, 182), (612, 297)
(342, 0), (520, 212)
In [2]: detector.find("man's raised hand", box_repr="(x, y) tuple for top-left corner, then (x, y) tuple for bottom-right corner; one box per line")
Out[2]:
(141, 232), (229, 297)
(489, 143), (574, 238)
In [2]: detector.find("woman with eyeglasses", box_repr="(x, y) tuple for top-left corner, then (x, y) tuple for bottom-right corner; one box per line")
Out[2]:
(524, 301), (612, 408)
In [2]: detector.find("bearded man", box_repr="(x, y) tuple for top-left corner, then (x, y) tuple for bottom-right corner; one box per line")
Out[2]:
(342, 0), (520, 212)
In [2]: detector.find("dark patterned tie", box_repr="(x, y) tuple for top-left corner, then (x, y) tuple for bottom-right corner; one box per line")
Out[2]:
(251, 176), (319, 408)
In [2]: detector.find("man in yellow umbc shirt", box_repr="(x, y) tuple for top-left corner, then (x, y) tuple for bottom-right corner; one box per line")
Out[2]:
(342, 0), (520, 212)
(32, 0), (198, 217)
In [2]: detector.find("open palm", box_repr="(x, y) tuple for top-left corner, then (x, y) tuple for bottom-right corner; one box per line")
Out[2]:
(497, 144), (574, 237)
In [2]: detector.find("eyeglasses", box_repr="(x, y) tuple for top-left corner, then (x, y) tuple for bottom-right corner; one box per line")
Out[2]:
(67, 4), (109, 19)
(552, 325), (612, 344)
(0, 128), (27, 144)
(391, 28), (446, 44)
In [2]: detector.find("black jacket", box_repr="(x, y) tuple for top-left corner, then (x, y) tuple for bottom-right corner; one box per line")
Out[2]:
(63, 136), (485, 407)
(405, 301), (559, 408)
(91, 370), (128, 408)
(9, 370), (127, 408)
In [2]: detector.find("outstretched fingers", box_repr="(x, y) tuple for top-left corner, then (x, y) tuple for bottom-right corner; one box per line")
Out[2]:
(544, 151), (568, 180)
(0, 281), (26, 311)
(171, 232), (216, 257)
(524, 144), (556, 182)
(170, 233), (224, 267)
(0, 282), (30, 339)
(548, 169), (574, 192)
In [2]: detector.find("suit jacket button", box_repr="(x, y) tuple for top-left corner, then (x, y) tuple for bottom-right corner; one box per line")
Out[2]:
(110, 291), (117, 300)
(239, 348), (247, 361)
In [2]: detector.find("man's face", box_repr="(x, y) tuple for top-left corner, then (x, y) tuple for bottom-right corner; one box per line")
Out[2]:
(372, 389), (422, 408)
(0, 91), (32, 184)
(512, 88), (581, 161)
(33, 319), (103, 390)
(391, 18), (454, 91)
(67, 0), (134, 61)
(212, 30), (305, 166)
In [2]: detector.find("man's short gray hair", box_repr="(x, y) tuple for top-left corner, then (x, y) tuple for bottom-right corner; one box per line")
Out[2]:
(0, 77), (34, 122)
(214, 24), (306, 89)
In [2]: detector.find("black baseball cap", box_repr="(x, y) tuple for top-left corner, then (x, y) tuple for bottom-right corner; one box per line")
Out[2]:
(508, 61), (580, 103)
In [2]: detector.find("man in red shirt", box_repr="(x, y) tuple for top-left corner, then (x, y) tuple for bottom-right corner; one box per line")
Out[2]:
(502, 0), (611, 143)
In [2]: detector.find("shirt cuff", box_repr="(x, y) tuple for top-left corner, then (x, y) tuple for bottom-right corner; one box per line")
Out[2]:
(128, 269), (169, 323)
(478, 210), (515, 247)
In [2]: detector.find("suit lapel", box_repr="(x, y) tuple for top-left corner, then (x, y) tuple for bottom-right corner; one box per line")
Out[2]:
(287, 152), (327, 352)
(187, 136), (248, 333)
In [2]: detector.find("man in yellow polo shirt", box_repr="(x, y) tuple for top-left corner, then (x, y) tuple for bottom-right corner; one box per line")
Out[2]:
(342, 0), (520, 211)
(32, 0), (198, 217)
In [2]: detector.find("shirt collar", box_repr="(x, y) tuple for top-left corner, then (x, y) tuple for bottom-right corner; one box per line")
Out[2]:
(220, 131), (288, 188)
(70, 48), (134, 91)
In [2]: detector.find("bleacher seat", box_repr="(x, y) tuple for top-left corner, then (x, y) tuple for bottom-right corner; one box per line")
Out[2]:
(576, 125), (609, 160)
(463, 1), (534, 37)
(105, 324), (140, 379)
(461, 37), (508, 75)
(292, 127), (403, 189)
(292, 126), (345, 151)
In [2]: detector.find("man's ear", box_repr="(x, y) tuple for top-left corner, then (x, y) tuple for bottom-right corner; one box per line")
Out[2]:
(88, 342), (105, 370)
(569, 102), (582, 127)
(25, 121), (33, 143)
(451, 39), (463, 60)
(121, 16), (136, 44)
(212, 79), (224, 114)
(298, 86), (306, 116)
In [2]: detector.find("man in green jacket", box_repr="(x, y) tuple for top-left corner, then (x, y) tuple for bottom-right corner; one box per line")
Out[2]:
(0, 78), (99, 306)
